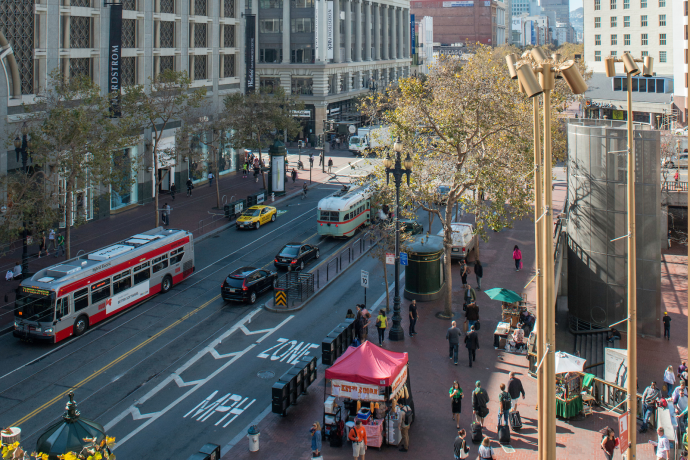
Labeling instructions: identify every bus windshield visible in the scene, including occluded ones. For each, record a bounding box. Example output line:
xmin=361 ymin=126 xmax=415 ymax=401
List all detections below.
xmin=15 ymin=289 xmax=54 ymax=323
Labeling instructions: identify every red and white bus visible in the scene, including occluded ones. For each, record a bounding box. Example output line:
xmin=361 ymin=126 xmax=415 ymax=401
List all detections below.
xmin=13 ymin=227 xmax=194 ymax=343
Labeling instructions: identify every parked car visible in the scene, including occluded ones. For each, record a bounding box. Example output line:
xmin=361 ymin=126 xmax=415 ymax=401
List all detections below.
xmin=435 ymin=185 xmax=451 ymax=205
xmin=274 ymin=243 xmax=320 ymax=270
xmin=400 ymin=219 xmax=423 ymax=235
xmin=675 ymin=126 xmax=688 ymax=136
xmin=236 ymin=205 xmax=277 ymax=230
xmin=680 ymin=152 xmax=688 ymax=169
xmin=221 ymin=266 xmax=277 ymax=304
xmin=437 ymin=222 xmax=478 ymax=260
xmin=662 ymin=155 xmax=677 ymax=169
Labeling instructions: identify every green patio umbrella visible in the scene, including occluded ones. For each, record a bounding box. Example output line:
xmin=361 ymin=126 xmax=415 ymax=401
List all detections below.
xmin=483 ymin=287 xmax=522 ymax=303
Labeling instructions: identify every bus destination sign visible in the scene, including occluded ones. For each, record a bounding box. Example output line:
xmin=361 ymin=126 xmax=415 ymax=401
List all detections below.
xmin=21 ymin=286 xmax=51 ymax=296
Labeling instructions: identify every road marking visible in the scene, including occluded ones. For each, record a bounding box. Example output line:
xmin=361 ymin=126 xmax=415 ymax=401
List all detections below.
xmin=106 ymin=311 xmax=294 ymax=449
xmin=257 ymin=338 xmax=319 ymax=364
xmin=10 ymin=294 xmax=222 ymax=428
xmin=184 ymin=391 xmax=256 ymax=428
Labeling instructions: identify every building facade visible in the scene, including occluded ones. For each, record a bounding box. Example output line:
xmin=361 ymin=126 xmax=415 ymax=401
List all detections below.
xmin=0 ymin=0 xmax=244 ymax=220
xmin=672 ymin=0 xmax=688 ymax=124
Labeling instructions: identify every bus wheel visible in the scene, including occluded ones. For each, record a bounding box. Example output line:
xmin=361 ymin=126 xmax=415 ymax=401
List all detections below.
xmin=161 ymin=275 xmax=173 ymax=293
xmin=73 ymin=315 xmax=89 ymax=337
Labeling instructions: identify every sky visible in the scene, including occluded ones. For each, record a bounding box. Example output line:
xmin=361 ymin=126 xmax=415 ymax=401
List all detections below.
xmin=570 ymin=0 xmax=582 ymax=11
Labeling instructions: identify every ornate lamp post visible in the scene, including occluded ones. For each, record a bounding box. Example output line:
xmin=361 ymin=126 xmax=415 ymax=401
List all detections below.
xmin=13 ymin=123 xmax=30 ymax=278
xmin=383 ymin=139 xmax=413 ymax=341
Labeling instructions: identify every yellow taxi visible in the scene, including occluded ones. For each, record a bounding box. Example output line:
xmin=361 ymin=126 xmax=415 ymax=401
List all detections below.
xmin=236 ymin=205 xmax=277 ymax=230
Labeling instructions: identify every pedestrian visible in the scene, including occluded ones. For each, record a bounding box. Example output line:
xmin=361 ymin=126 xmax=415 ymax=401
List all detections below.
xmin=12 ymin=261 xmax=22 ymax=280
xmin=474 ymin=260 xmax=483 ymax=290
xmin=465 ymin=325 xmax=479 ymax=368
xmin=465 ymin=302 xmax=479 ymax=331
xmin=449 ymin=381 xmax=463 ymax=429
xmin=680 ymin=362 xmax=688 ymax=377
xmin=376 ymin=309 xmax=387 ymax=346
xmin=663 ymin=312 xmax=671 ymax=340
xmin=477 ymin=437 xmax=495 ymax=460
xmin=649 ymin=427 xmax=671 ymax=459
xmin=36 ymin=231 xmax=46 ymax=258
xmin=348 ymin=419 xmax=367 ymax=459
xmin=606 ymin=327 xmax=622 ymax=344
xmin=310 ymin=421 xmax=322 ymax=457
xmin=447 ymin=321 xmax=462 ymax=365
xmin=354 ymin=310 xmax=363 ymax=345
xmin=309 ymin=154 xmax=314 ymax=168
xmin=243 ymin=162 xmax=248 ymax=178
xmin=463 ymin=284 xmax=476 ymax=307
xmin=507 ymin=372 xmax=526 ymax=412
xmin=291 ymin=168 xmax=297 ymax=183
xmin=170 ymin=182 xmax=176 ymax=200
xmin=472 ymin=380 xmax=489 ymax=426
xmin=361 ymin=306 xmax=371 ymax=342
xmin=346 ymin=309 xmax=355 ymax=319
xmin=460 ymin=260 xmax=469 ymax=286
xmin=55 ymin=232 xmax=65 ymax=258
xmin=165 ymin=203 xmax=171 ymax=225
xmin=319 ymin=152 xmax=324 ymax=166
xmin=513 ymin=245 xmax=522 ymax=271
xmin=47 ymin=228 xmax=56 ymax=254
xmin=453 ymin=429 xmax=469 ymax=459
xmin=399 ymin=403 xmax=411 ymax=453
xmin=409 ymin=300 xmax=418 ymax=337
xmin=497 ymin=383 xmax=512 ymax=427
xmin=208 ymin=171 xmax=214 ymax=187
xmin=328 ymin=158 xmax=333 ymax=173
xmin=673 ymin=381 xmax=688 ymax=435
xmin=665 ymin=365 xmax=676 ymax=397
xmin=675 ymin=169 xmax=680 ymax=184
xmin=186 ymin=178 xmax=193 ymax=196
xmin=668 ymin=229 xmax=672 ymax=248
xmin=600 ymin=427 xmax=618 ymax=460
xmin=640 ymin=381 xmax=661 ymax=433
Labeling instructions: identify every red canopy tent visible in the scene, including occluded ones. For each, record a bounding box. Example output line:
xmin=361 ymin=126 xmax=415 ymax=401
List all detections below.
xmin=325 ymin=341 xmax=408 ymax=386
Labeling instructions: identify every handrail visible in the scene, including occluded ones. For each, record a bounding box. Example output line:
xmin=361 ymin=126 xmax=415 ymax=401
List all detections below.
xmin=661 ymin=180 xmax=688 ymax=192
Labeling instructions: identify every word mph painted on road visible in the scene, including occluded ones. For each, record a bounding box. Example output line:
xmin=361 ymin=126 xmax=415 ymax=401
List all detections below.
xmin=258 ymin=338 xmax=319 ymax=364
xmin=184 ymin=390 xmax=255 ymax=428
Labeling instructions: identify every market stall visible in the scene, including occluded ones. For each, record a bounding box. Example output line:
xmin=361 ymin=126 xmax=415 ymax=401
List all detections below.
xmin=554 ymin=352 xmax=587 ymax=419
xmin=324 ymin=341 xmax=411 ymax=448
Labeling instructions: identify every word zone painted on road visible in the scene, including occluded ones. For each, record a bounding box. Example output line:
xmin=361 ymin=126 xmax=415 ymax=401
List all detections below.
xmin=184 ymin=390 xmax=255 ymax=428
xmin=257 ymin=338 xmax=319 ymax=364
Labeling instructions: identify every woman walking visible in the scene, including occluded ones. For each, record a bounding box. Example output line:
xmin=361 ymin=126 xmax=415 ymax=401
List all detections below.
xmin=453 ymin=429 xmax=469 ymax=459
xmin=474 ymin=260 xmax=483 ymax=290
xmin=460 ymin=261 xmax=469 ymax=286
xmin=600 ymin=427 xmax=618 ymax=460
xmin=665 ymin=365 xmax=676 ymax=397
xmin=310 ymin=421 xmax=322 ymax=457
xmin=513 ymin=245 xmax=522 ymax=271
xmin=477 ymin=437 xmax=496 ymax=460
xmin=38 ymin=231 xmax=47 ymax=258
xmin=449 ymin=380 xmax=464 ymax=429
xmin=376 ymin=309 xmax=387 ymax=346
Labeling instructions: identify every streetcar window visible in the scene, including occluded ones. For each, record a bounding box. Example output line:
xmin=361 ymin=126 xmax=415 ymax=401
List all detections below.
xmin=56 ymin=297 xmax=69 ymax=320
xmin=74 ymin=288 xmax=89 ymax=312
xmin=134 ymin=267 xmax=151 ymax=285
xmin=113 ymin=270 xmax=132 ymax=294
xmin=152 ymin=254 xmax=169 ymax=273
xmin=91 ymin=279 xmax=111 ymax=304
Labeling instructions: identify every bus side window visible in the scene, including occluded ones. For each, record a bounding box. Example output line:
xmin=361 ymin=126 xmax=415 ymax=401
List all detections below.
xmin=170 ymin=248 xmax=184 ymax=265
xmin=91 ymin=279 xmax=111 ymax=304
xmin=152 ymin=254 xmax=169 ymax=273
xmin=113 ymin=270 xmax=132 ymax=295
xmin=74 ymin=288 xmax=89 ymax=312
xmin=133 ymin=262 xmax=151 ymax=285
xmin=56 ymin=297 xmax=69 ymax=320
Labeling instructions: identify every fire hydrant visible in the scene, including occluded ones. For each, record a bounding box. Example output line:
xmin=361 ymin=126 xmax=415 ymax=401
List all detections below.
xmin=247 ymin=425 xmax=260 ymax=452
xmin=271 ymin=192 xmax=275 ymax=202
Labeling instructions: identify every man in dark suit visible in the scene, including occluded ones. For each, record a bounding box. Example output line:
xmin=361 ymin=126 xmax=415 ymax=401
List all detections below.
xmin=464 ymin=325 xmax=479 ymax=367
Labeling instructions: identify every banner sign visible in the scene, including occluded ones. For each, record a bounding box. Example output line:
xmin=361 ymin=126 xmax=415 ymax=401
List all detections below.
xmin=245 ymin=14 xmax=256 ymax=93
xmin=315 ymin=0 xmax=320 ymax=60
xmin=106 ymin=280 xmax=149 ymax=315
xmin=390 ymin=366 xmax=408 ymax=398
xmin=326 ymin=1 xmax=334 ymax=59
xmin=108 ymin=3 xmax=123 ymax=117
xmin=332 ymin=379 xmax=385 ymax=401
xmin=410 ymin=14 xmax=416 ymax=56
xmin=618 ymin=411 xmax=629 ymax=454
xmin=442 ymin=1 xmax=474 ymax=6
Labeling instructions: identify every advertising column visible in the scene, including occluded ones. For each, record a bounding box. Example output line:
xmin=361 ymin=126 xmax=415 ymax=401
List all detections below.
xmin=108 ymin=3 xmax=123 ymax=117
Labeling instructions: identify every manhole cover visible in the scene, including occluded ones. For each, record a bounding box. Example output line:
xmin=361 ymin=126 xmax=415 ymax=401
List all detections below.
xmin=257 ymin=370 xmax=275 ymax=379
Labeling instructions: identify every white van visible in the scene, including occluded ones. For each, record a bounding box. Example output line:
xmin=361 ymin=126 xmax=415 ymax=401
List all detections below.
xmin=437 ymin=222 xmax=477 ymax=260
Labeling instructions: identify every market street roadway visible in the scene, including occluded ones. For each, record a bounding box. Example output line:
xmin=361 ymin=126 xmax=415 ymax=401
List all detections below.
xmin=0 ymin=161 xmax=380 ymax=457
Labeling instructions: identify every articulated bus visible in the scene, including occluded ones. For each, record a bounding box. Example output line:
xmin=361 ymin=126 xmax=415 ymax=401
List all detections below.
xmin=317 ymin=186 xmax=372 ymax=238
xmin=13 ymin=227 xmax=194 ymax=343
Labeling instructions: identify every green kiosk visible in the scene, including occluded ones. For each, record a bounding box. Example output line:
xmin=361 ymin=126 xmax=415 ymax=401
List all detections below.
xmin=404 ymin=234 xmax=445 ymax=301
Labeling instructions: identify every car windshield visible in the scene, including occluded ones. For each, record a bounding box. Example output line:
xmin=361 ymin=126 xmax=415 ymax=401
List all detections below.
xmin=15 ymin=290 xmax=54 ymax=323
xmin=242 ymin=209 xmax=261 ymax=217
xmin=280 ymin=246 xmax=300 ymax=257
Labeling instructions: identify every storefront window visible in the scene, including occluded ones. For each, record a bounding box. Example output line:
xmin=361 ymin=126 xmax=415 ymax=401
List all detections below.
xmin=190 ymin=135 xmax=209 ymax=184
xmin=111 ymin=147 xmax=139 ymax=210
xmin=218 ymin=131 xmax=237 ymax=175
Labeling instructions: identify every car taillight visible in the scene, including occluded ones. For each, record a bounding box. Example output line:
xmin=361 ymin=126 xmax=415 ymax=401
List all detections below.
xmin=462 ymin=247 xmax=466 ymax=252
xmin=242 ymin=280 xmax=248 ymax=290
xmin=274 ymin=258 xmax=278 ymax=263
xmin=291 ymin=259 xmax=297 ymax=264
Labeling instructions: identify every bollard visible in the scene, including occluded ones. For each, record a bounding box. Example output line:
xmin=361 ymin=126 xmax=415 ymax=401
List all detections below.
xmin=271 ymin=192 xmax=275 ymax=202
xmin=247 ymin=425 xmax=260 ymax=452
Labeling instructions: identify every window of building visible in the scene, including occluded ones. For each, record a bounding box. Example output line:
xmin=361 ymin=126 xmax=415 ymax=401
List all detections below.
xmin=121 ymin=57 xmax=136 ymax=87
xmin=223 ymin=54 xmax=236 ymax=77
xmin=613 ymin=76 xmax=668 ymax=92
xmin=160 ymin=55 xmax=175 ymax=73
xmin=641 ymin=0 xmax=647 ymax=7
xmin=595 ymin=0 xmax=600 ymax=9
xmin=659 ymin=51 xmax=667 ymax=62
xmin=224 ymin=0 xmax=236 ymax=17
xmin=260 ymin=77 xmax=280 ymax=92
xmin=659 ymin=0 xmax=665 ymax=6
xmin=624 ymin=15 xmax=630 ymax=26
xmin=659 ymin=33 xmax=666 ymax=45
xmin=611 ymin=50 xmax=618 ymax=56
xmin=259 ymin=0 xmax=282 ymax=7
xmin=160 ymin=21 xmax=175 ymax=48
xmin=194 ymin=0 xmax=208 ymax=16
xmin=69 ymin=58 xmax=91 ymax=79
xmin=611 ymin=0 xmax=616 ymax=8
xmin=122 ymin=19 xmax=137 ymax=48
xmin=111 ymin=147 xmax=138 ymax=210
xmin=259 ymin=19 xmax=283 ymax=33
xmin=291 ymin=44 xmax=314 ymax=63
xmin=70 ymin=17 xmax=92 ymax=49
xmin=641 ymin=50 xmax=648 ymax=57
xmin=160 ymin=0 xmax=174 ymax=13
xmin=595 ymin=50 xmax=602 ymax=61
xmin=224 ymin=25 xmax=236 ymax=47
xmin=659 ymin=14 xmax=666 ymax=26
xmin=194 ymin=23 xmax=207 ymax=48
xmin=624 ymin=34 xmax=630 ymax=45
xmin=611 ymin=34 xmax=617 ymax=45
xmin=291 ymin=0 xmax=314 ymax=6
xmin=611 ymin=16 xmax=617 ymax=26
xmin=291 ymin=18 xmax=314 ymax=33
xmin=641 ymin=33 xmax=648 ymax=45
xmin=595 ymin=17 xmax=601 ymax=27
xmin=624 ymin=0 xmax=629 ymax=7
xmin=640 ymin=15 xmax=647 ymax=26
xmin=595 ymin=34 xmax=601 ymax=45
xmin=291 ymin=77 xmax=313 ymax=95
xmin=259 ymin=48 xmax=283 ymax=62
xmin=193 ymin=55 xmax=207 ymax=80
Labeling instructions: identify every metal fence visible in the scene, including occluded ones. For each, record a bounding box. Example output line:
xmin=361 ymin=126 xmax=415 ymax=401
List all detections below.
xmin=314 ymin=231 xmax=373 ymax=290
xmin=662 ymin=181 xmax=689 ymax=192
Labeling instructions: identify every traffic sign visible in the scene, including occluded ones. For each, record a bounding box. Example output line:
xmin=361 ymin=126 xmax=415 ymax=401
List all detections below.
xmin=386 ymin=253 xmax=394 ymax=265
xmin=361 ymin=270 xmax=369 ymax=288
xmin=400 ymin=252 xmax=408 ymax=266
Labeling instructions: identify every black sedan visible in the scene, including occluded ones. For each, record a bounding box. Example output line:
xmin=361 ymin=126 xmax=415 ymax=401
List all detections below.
xmin=274 ymin=243 xmax=320 ymax=271
xmin=221 ymin=266 xmax=277 ymax=304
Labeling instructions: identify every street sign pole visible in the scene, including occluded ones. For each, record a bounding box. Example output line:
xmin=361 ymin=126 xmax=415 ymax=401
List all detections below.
xmin=361 ymin=270 xmax=369 ymax=307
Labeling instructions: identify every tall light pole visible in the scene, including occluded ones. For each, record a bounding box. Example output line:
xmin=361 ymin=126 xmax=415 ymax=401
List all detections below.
xmin=384 ymin=139 xmax=413 ymax=341
xmin=605 ymin=52 xmax=654 ymax=460
xmin=13 ymin=123 xmax=31 ymax=279
xmin=506 ymin=47 xmax=588 ymax=460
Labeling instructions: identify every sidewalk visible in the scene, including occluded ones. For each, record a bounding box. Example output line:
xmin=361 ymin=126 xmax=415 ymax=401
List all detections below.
xmin=0 ymin=149 xmax=358 ymax=330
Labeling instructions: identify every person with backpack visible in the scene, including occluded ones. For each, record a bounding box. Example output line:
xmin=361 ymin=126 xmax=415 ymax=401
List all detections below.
xmin=348 ymin=419 xmax=367 ymax=459
xmin=453 ymin=429 xmax=470 ymax=459
xmin=399 ymin=403 xmax=411 ymax=452
xmin=498 ymin=383 xmax=512 ymax=427
xmin=472 ymin=380 xmax=490 ymax=427
xmin=376 ymin=310 xmax=387 ymax=346
xmin=513 ymin=245 xmax=522 ymax=271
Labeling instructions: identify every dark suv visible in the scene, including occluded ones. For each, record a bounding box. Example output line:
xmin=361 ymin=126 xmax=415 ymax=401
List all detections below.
xmin=274 ymin=243 xmax=320 ymax=271
xmin=221 ymin=267 xmax=277 ymax=304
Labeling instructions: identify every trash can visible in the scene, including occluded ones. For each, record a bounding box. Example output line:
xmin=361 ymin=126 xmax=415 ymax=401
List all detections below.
xmin=404 ymin=234 xmax=445 ymax=301
xmin=247 ymin=425 xmax=260 ymax=452
xmin=198 ymin=443 xmax=221 ymax=460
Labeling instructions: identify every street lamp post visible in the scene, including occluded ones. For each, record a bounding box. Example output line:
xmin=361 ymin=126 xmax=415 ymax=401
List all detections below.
xmin=13 ymin=124 xmax=30 ymax=279
xmin=384 ymin=139 xmax=413 ymax=341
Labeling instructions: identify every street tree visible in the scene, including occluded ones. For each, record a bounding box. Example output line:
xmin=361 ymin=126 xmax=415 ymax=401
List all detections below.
xmin=362 ymin=46 xmax=535 ymax=317
xmin=123 ymin=70 xmax=206 ymax=227
xmin=21 ymin=70 xmax=139 ymax=259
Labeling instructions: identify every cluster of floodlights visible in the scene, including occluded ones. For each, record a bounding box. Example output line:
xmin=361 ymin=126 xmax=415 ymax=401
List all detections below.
xmin=505 ymin=47 xmax=588 ymax=97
